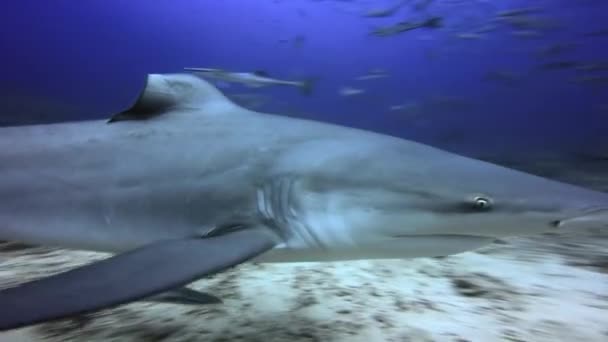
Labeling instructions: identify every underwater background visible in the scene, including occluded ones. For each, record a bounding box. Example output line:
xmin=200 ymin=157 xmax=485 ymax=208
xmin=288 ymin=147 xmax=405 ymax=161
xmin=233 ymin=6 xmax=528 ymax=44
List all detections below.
xmin=1 ymin=0 xmax=608 ymax=341
xmin=2 ymin=0 xmax=607 ymax=158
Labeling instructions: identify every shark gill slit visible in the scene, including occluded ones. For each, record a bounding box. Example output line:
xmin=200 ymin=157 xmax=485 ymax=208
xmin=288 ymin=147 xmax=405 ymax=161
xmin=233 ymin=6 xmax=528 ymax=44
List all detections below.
xmin=257 ymin=177 xmax=325 ymax=249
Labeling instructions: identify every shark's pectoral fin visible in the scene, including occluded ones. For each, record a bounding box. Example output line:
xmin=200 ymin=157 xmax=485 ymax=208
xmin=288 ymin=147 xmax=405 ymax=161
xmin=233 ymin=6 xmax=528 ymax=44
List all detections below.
xmin=146 ymin=287 xmax=222 ymax=305
xmin=0 ymin=229 xmax=275 ymax=331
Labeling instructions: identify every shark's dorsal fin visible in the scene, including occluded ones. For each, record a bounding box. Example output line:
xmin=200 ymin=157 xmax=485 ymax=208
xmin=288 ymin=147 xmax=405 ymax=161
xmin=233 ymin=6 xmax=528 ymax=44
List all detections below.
xmin=108 ymin=73 xmax=240 ymax=123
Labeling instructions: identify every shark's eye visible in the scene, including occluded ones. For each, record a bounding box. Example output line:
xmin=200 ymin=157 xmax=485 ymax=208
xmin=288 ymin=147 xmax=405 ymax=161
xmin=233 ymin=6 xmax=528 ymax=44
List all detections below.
xmin=472 ymin=196 xmax=492 ymax=210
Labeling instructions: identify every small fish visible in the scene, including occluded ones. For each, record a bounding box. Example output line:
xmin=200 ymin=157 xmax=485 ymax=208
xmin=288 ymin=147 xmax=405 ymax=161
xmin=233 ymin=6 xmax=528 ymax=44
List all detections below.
xmin=184 ymin=67 xmax=317 ymax=95
xmin=339 ymin=86 xmax=365 ymax=96
xmin=570 ymin=152 xmax=608 ymax=162
xmin=455 ymin=32 xmax=485 ymax=40
xmin=573 ymin=76 xmax=608 ymax=86
xmin=536 ymin=42 xmax=577 ymax=57
xmin=413 ymin=0 xmax=434 ymax=12
xmin=474 ymin=24 xmax=499 ymax=34
xmin=355 ymin=68 xmax=389 ymax=81
xmin=293 ymin=34 xmax=306 ymax=48
xmin=483 ymin=70 xmax=522 ymax=85
xmin=495 ymin=12 xmax=560 ymax=31
xmin=511 ymin=30 xmax=543 ymax=39
xmin=416 ymin=34 xmax=436 ymax=41
xmin=389 ymin=102 xmax=420 ymax=115
xmin=371 ymin=17 xmax=442 ymax=37
xmin=582 ymin=28 xmax=608 ymax=37
xmin=575 ymin=62 xmax=608 ymax=72
xmin=496 ymin=7 xmax=542 ymax=18
xmin=538 ymin=61 xmax=580 ymax=70
xmin=429 ymin=95 xmax=473 ymax=110
xmin=363 ymin=0 xmax=407 ymax=18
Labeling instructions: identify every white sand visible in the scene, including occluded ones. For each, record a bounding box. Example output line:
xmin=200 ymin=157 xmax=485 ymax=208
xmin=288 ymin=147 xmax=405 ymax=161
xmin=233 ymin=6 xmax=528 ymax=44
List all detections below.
xmin=1 ymin=232 xmax=607 ymax=342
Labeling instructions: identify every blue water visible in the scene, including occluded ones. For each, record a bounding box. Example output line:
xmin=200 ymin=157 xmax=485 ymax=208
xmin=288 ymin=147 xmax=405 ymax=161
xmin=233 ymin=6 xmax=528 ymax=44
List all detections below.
xmin=1 ymin=0 xmax=607 ymax=157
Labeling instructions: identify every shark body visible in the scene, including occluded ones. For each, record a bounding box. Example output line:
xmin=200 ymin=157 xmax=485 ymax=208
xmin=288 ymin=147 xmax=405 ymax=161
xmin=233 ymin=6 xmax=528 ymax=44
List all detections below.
xmin=1 ymin=73 xmax=607 ymax=330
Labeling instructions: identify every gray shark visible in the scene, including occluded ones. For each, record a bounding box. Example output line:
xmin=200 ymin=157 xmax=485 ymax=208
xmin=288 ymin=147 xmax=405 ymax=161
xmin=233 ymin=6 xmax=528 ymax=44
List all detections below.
xmin=183 ymin=67 xmax=316 ymax=95
xmin=1 ymin=73 xmax=608 ymax=331
xmin=363 ymin=0 xmax=407 ymax=18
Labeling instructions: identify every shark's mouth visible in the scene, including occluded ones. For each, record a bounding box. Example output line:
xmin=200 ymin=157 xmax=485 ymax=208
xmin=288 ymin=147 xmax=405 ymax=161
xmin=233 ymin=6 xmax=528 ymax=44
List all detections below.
xmin=556 ymin=208 xmax=608 ymax=229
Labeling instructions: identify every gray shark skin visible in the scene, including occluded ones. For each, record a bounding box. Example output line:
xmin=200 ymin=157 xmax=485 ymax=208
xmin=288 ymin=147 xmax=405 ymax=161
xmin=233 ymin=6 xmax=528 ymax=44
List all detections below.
xmin=1 ymin=73 xmax=608 ymax=330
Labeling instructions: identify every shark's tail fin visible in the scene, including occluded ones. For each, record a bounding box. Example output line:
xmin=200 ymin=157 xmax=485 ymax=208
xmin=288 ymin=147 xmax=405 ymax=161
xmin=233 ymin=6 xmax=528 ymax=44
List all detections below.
xmin=299 ymin=77 xmax=318 ymax=96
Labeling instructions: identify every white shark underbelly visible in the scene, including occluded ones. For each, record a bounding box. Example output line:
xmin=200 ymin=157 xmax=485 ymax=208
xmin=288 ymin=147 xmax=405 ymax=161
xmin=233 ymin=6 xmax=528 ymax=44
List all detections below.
xmin=255 ymin=235 xmax=494 ymax=263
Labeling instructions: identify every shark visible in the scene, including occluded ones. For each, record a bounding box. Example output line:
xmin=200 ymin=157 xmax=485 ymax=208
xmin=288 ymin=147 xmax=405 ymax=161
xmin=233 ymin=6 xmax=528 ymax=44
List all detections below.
xmin=363 ymin=0 xmax=408 ymax=18
xmin=371 ymin=16 xmax=442 ymax=37
xmin=183 ymin=67 xmax=316 ymax=95
xmin=1 ymin=73 xmax=607 ymax=331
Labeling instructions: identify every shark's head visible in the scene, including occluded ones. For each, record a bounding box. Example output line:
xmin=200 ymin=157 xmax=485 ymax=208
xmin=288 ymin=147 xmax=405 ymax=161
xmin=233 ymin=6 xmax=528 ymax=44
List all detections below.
xmin=278 ymin=138 xmax=608 ymax=258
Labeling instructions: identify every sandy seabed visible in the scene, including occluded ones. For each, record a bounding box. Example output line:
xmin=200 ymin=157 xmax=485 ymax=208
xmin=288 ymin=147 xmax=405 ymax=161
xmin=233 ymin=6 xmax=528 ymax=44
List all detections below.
xmin=0 ymin=229 xmax=607 ymax=342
